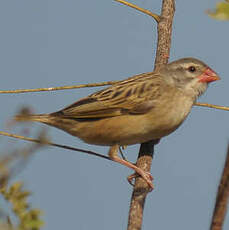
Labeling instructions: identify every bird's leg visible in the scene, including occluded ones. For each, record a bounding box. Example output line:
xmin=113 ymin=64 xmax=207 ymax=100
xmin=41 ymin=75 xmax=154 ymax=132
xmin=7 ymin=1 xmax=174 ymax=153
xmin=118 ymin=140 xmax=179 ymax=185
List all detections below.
xmin=121 ymin=145 xmax=127 ymax=150
xmin=126 ymin=139 xmax=160 ymax=185
xmin=119 ymin=146 xmax=127 ymax=160
xmin=108 ymin=145 xmax=154 ymax=190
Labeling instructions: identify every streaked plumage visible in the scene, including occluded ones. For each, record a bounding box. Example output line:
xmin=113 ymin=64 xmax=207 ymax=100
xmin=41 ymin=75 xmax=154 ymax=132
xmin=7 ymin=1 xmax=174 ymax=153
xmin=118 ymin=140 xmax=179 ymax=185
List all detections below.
xmin=15 ymin=58 xmax=220 ymax=190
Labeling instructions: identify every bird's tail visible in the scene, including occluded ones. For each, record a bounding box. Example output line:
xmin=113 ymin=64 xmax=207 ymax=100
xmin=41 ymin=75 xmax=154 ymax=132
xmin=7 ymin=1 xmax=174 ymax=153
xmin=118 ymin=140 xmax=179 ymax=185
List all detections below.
xmin=14 ymin=114 xmax=51 ymax=124
xmin=14 ymin=112 xmax=79 ymax=137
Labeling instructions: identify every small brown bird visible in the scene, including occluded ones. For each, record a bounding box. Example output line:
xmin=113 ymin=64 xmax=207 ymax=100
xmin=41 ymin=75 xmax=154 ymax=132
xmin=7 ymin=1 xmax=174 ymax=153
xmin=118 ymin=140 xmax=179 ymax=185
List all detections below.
xmin=15 ymin=58 xmax=220 ymax=190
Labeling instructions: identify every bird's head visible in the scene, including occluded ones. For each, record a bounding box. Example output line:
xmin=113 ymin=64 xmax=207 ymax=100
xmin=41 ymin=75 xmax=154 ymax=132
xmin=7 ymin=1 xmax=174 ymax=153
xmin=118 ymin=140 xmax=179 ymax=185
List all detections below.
xmin=160 ymin=57 xmax=220 ymax=99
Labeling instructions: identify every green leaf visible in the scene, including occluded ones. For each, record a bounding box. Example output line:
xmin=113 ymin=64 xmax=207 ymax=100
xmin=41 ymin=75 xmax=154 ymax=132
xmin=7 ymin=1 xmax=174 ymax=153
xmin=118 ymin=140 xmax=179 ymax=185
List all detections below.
xmin=207 ymin=1 xmax=229 ymax=20
xmin=1 ymin=181 xmax=44 ymax=230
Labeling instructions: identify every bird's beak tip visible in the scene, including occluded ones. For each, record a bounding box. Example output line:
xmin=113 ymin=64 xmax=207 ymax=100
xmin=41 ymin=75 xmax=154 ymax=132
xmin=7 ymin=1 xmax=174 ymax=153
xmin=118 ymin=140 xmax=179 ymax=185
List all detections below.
xmin=198 ymin=67 xmax=220 ymax=83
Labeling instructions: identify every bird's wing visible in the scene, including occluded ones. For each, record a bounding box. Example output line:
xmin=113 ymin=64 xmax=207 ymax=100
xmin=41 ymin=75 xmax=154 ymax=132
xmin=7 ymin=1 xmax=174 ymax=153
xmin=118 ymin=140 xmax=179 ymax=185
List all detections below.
xmin=54 ymin=72 xmax=165 ymax=119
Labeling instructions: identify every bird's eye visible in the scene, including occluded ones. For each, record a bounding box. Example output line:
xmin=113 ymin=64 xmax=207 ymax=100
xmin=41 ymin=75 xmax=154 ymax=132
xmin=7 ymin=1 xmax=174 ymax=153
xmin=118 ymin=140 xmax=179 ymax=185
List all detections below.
xmin=188 ymin=66 xmax=196 ymax=73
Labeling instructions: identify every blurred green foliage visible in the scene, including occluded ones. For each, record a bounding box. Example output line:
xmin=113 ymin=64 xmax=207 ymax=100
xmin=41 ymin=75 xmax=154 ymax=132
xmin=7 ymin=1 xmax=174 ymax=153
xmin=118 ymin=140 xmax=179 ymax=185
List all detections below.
xmin=0 ymin=129 xmax=46 ymax=230
xmin=0 ymin=181 xmax=44 ymax=230
xmin=207 ymin=0 xmax=229 ymax=20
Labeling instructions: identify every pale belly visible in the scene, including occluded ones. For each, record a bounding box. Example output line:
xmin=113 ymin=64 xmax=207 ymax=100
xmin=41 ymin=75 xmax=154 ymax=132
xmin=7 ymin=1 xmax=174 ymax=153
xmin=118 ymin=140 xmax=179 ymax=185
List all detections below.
xmin=73 ymin=96 xmax=194 ymax=146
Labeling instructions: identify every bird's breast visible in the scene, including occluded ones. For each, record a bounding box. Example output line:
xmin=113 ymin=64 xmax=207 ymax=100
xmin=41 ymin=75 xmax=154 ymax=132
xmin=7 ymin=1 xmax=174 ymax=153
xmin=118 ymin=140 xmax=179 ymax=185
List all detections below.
xmin=146 ymin=93 xmax=194 ymax=138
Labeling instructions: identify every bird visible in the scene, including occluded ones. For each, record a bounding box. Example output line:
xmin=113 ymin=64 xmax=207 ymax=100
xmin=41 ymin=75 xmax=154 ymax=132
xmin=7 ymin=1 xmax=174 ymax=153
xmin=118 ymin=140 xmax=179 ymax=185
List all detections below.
xmin=15 ymin=57 xmax=220 ymax=190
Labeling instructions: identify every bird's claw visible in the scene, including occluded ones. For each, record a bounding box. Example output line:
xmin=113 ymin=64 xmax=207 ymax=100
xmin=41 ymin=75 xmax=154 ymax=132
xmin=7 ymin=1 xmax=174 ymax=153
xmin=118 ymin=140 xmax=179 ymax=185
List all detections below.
xmin=127 ymin=171 xmax=154 ymax=191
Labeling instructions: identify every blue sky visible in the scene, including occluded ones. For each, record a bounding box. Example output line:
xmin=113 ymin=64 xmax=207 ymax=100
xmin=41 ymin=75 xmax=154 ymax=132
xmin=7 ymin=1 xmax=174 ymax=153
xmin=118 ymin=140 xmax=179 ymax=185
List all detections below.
xmin=0 ymin=0 xmax=229 ymax=229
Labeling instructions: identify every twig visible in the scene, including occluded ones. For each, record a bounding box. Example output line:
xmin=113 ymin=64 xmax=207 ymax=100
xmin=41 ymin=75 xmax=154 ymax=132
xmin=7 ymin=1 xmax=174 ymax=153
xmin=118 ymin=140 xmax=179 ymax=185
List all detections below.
xmin=195 ymin=102 xmax=229 ymax=112
xmin=1 ymin=81 xmax=229 ymax=112
xmin=210 ymin=143 xmax=229 ymax=230
xmin=0 ymin=81 xmax=119 ymax=94
xmin=0 ymin=131 xmax=110 ymax=161
xmin=115 ymin=0 xmax=160 ymax=22
xmin=154 ymin=0 xmax=175 ymax=70
xmin=1 ymin=82 xmax=229 ymax=113
xmin=127 ymin=1 xmax=175 ymax=230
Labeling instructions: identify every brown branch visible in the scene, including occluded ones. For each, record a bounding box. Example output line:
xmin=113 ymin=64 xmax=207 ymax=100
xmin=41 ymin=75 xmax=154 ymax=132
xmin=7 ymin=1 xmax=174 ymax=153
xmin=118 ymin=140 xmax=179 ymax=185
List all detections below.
xmin=195 ymin=102 xmax=229 ymax=112
xmin=1 ymin=83 xmax=229 ymax=113
xmin=115 ymin=0 xmax=160 ymax=22
xmin=1 ymin=81 xmax=229 ymax=113
xmin=127 ymin=1 xmax=175 ymax=230
xmin=154 ymin=0 xmax=175 ymax=70
xmin=0 ymin=131 xmax=110 ymax=161
xmin=0 ymin=81 xmax=119 ymax=94
xmin=210 ymin=143 xmax=229 ymax=230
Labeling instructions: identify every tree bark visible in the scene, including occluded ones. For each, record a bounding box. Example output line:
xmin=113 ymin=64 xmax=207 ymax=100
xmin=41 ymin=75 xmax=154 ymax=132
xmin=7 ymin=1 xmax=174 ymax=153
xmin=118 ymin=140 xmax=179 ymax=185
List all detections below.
xmin=210 ymin=144 xmax=229 ymax=230
xmin=127 ymin=1 xmax=175 ymax=230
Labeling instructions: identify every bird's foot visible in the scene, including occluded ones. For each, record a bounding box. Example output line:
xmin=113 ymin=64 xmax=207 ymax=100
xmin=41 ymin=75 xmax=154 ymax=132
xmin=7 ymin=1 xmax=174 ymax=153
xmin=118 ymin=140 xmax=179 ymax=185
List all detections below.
xmin=127 ymin=170 xmax=154 ymax=191
xmin=109 ymin=145 xmax=154 ymax=191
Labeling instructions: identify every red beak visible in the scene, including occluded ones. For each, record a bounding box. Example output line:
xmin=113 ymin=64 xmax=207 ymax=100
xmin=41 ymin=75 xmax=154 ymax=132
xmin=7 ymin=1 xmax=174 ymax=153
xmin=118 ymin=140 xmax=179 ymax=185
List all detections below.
xmin=198 ymin=67 xmax=220 ymax=83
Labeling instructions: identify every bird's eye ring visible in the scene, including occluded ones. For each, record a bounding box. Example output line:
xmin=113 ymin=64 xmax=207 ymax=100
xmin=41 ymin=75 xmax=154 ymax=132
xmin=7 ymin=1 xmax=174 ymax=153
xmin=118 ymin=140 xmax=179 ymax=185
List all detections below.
xmin=188 ymin=66 xmax=196 ymax=73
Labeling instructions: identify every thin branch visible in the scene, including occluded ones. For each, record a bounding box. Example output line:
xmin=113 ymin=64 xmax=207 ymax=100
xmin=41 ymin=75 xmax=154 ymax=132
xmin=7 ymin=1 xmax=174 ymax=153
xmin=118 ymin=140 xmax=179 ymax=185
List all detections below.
xmin=1 ymin=82 xmax=229 ymax=113
xmin=0 ymin=131 xmax=110 ymax=161
xmin=127 ymin=1 xmax=175 ymax=230
xmin=195 ymin=102 xmax=229 ymax=112
xmin=115 ymin=0 xmax=160 ymax=23
xmin=210 ymin=143 xmax=229 ymax=230
xmin=0 ymin=81 xmax=119 ymax=94
xmin=154 ymin=0 xmax=175 ymax=70
xmin=1 ymin=80 xmax=229 ymax=112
